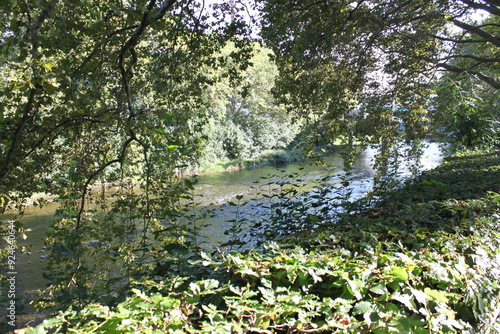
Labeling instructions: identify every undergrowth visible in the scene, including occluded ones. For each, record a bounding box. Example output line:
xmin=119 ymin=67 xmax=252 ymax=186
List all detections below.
xmin=27 ymin=150 xmax=500 ymax=333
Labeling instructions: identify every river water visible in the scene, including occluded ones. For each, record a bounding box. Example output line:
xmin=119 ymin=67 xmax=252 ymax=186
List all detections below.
xmin=1 ymin=140 xmax=447 ymax=322
xmin=189 ymin=141 xmax=447 ymax=248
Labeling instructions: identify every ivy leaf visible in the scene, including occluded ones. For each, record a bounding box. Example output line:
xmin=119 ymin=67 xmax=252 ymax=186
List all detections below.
xmin=353 ymin=301 xmax=373 ymax=315
xmin=258 ymin=286 xmax=275 ymax=303
xmin=391 ymin=266 xmax=409 ymax=281
xmin=200 ymin=251 xmax=211 ymax=261
xmin=201 ymin=279 xmax=219 ymax=291
xmin=424 ymin=288 xmax=449 ymax=303
xmin=369 ymin=284 xmax=388 ymax=295
xmin=346 ymin=279 xmax=365 ymax=300
xmin=239 ymin=267 xmax=259 ymax=277
xmin=411 ymin=288 xmax=429 ymax=304
xmin=393 ymin=293 xmax=417 ymax=311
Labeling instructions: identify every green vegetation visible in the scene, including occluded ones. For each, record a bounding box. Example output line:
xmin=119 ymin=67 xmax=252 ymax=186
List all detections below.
xmin=195 ymin=43 xmax=304 ymax=171
xmin=1 ymin=0 xmax=500 ymax=333
xmin=28 ymin=150 xmax=500 ymax=333
xmin=199 ymin=148 xmax=304 ymax=173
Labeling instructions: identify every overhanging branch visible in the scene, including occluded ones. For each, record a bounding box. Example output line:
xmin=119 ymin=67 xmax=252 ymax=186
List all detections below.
xmin=437 ymin=62 xmax=500 ymax=89
xmin=459 ymin=0 xmax=500 ymax=16
xmin=451 ymin=18 xmax=500 ymax=48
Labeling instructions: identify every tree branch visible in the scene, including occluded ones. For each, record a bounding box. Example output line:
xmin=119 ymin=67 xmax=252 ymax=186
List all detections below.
xmin=442 ymin=54 xmax=500 ymax=63
xmin=430 ymin=34 xmax=497 ymax=44
xmin=451 ymin=18 xmax=500 ymax=48
xmin=437 ymin=62 xmax=500 ymax=89
xmin=118 ymin=0 xmax=178 ymax=115
xmin=0 ymin=88 xmax=38 ymax=181
xmin=459 ymin=0 xmax=500 ymax=16
xmin=75 ymin=136 xmax=135 ymax=230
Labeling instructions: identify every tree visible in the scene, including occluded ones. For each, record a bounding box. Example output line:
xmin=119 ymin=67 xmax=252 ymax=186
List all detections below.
xmin=199 ymin=42 xmax=302 ymax=165
xmin=0 ymin=0 xmax=252 ymax=308
xmin=432 ymin=1 xmax=500 ymax=89
xmin=431 ymin=13 xmax=500 ymax=147
xmin=0 ymin=0 xmax=245 ymax=199
xmin=257 ymin=0 xmax=499 ymax=181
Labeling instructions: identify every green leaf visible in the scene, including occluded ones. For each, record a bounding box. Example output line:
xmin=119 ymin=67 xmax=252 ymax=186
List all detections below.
xmin=42 ymin=61 xmax=56 ymax=71
xmin=239 ymin=267 xmax=259 ymax=277
xmin=201 ymin=279 xmax=220 ymax=291
xmin=353 ymin=301 xmax=373 ymax=315
xmin=393 ymin=293 xmax=416 ymax=311
xmin=370 ymin=284 xmax=388 ymax=295
xmin=346 ymin=279 xmax=365 ymax=300
xmin=424 ymin=288 xmax=449 ymax=303
xmin=411 ymin=288 xmax=429 ymax=304
xmin=308 ymin=215 xmax=321 ymax=222
xmin=391 ymin=266 xmax=409 ymax=281
xmin=131 ymin=288 xmax=149 ymax=301
xmin=152 ymin=128 xmax=166 ymax=135
xmin=200 ymin=251 xmax=211 ymax=261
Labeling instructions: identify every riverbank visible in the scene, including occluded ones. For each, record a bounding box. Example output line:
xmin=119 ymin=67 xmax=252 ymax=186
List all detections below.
xmin=197 ymin=148 xmax=306 ymax=173
xmin=191 ymin=142 xmax=346 ymax=174
xmin=26 ymin=148 xmax=500 ymax=333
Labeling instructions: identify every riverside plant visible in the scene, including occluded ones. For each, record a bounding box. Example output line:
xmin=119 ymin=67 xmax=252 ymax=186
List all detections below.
xmin=28 ymin=207 xmax=500 ymax=333
xmin=27 ymin=150 xmax=500 ymax=333
xmin=28 ymin=214 xmax=500 ymax=333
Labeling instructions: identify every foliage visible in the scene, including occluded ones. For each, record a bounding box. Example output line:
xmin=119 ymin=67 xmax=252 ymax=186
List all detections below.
xmin=28 ymin=149 xmax=500 ymax=333
xmin=257 ymin=0 xmax=500 ymax=167
xmin=2 ymin=0 xmax=500 ymax=331
xmin=198 ymin=43 xmax=302 ymax=168
xmin=433 ymin=76 xmax=500 ymax=148
xmin=0 ymin=0 xmax=255 ymax=314
xmin=431 ymin=15 xmax=500 ymax=148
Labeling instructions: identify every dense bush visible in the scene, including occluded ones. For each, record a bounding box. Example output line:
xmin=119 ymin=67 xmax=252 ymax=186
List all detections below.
xmin=197 ymin=116 xmax=302 ymax=170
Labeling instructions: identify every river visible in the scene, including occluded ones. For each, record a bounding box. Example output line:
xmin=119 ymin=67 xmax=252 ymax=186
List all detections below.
xmin=1 ymin=140 xmax=447 ymax=325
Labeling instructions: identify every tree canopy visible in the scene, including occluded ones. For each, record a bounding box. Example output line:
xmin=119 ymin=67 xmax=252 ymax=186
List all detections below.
xmin=256 ymin=0 xmax=500 ymax=185
xmin=258 ymin=0 xmax=499 ymax=144
xmin=2 ymin=0 xmax=499 ymax=202
xmin=0 ymin=0 xmax=254 ymax=307
xmin=0 ymin=0 xmax=252 ymax=200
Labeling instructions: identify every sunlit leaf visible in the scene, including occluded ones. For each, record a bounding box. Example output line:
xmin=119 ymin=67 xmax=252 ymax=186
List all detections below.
xmin=424 ymin=288 xmax=449 ymax=303
xmin=391 ymin=266 xmax=409 ymax=281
